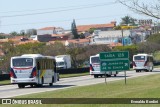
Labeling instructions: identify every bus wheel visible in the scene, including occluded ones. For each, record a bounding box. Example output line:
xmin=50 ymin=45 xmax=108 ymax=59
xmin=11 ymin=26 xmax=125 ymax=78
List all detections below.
xmin=36 ymin=77 xmax=44 ymax=87
xmin=145 ymin=70 xmax=149 ymax=72
xmin=49 ymin=77 xmax=54 ymax=86
xmin=136 ymin=70 xmax=139 ymax=72
xmin=49 ymin=83 xmax=53 ymax=86
xmin=57 ymin=74 xmax=60 ymax=81
xmin=18 ymin=84 xmax=25 ymax=88
xmin=41 ymin=77 xmax=44 ymax=86
xmin=114 ymin=74 xmax=117 ymax=77
xmin=30 ymin=85 xmax=34 ymax=88
xmin=94 ymin=75 xmax=98 ymax=78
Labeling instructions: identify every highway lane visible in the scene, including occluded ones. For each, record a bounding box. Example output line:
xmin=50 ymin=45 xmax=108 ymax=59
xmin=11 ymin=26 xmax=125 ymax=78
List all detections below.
xmin=0 ymin=68 xmax=160 ymax=98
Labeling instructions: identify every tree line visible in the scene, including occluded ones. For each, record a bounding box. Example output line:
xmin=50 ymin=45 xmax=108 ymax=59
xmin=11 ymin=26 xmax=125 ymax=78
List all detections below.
xmin=1 ymin=33 xmax=160 ymax=73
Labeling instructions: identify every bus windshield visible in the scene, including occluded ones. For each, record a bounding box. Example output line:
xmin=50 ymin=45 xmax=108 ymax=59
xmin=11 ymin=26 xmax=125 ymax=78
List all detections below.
xmin=13 ymin=58 xmax=33 ymax=67
xmin=91 ymin=57 xmax=100 ymax=63
xmin=56 ymin=62 xmax=65 ymax=66
xmin=134 ymin=56 xmax=145 ymax=60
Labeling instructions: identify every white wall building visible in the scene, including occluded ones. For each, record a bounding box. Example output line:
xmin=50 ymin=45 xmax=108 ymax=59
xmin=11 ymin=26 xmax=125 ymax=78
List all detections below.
xmin=37 ymin=27 xmax=64 ymax=35
xmin=91 ymin=30 xmax=131 ymax=45
xmin=30 ymin=35 xmax=38 ymax=40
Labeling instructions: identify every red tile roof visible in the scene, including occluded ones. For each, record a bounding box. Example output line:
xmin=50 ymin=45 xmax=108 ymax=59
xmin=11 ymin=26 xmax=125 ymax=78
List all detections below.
xmin=66 ymin=39 xmax=90 ymax=44
xmin=109 ymin=42 xmax=122 ymax=47
xmin=38 ymin=27 xmax=63 ymax=30
xmin=77 ymin=21 xmax=116 ymax=32
xmin=51 ymin=33 xmax=71 ymax=37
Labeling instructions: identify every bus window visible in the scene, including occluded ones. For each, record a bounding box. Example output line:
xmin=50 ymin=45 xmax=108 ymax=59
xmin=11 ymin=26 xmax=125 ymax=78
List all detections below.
xmin=13 ymin=58 xmax=33 ymax=67
xmin=134 ymin=56 xmax=145 ymax=60
xmin=91 ymin=57 xmax=100 ymax=63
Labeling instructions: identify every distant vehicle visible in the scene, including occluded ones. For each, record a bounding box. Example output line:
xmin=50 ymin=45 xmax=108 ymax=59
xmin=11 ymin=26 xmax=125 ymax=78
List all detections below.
xmin=10 ymin=54 xmax=59 ymax=88
xmin=55 ymin=55 xmax=71 ymax=69
xmin=133 ymin=53 xmax=154 ymax=72
xmin=90 ymin=54 xmax=118 ymax=78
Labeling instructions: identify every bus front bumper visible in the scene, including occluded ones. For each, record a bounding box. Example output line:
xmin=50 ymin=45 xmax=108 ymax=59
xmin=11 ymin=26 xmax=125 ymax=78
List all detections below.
xmin=11 ymin=78 xmax=36 ymax=84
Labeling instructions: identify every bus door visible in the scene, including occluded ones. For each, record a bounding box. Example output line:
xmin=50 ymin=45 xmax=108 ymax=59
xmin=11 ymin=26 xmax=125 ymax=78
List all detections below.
xmin=36 ymin=61 xmax=41 ymax=84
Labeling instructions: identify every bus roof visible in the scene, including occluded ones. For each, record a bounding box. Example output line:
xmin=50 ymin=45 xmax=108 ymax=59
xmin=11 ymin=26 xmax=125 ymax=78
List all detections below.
xmin=21 ymin=54 xmax=44 ymax=57
xmin=90 ymin=54 xmax=99 ymax=57
xmin=133 ymin=54 xmax=153 ymax=56
xmin=11 ymin=54 xmax=44 ymax=59
xmin=11 ymin=54 xmax=56 ymax=60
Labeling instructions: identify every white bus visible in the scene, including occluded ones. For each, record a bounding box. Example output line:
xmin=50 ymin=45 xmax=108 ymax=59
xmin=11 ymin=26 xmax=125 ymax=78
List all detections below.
xmin=133 ymin=54 xmax=154 ymax=72
xmin=10 ymin=54 xmax=59 ymax=88
xmin=90 ymin=54 xmax=118 ymax=78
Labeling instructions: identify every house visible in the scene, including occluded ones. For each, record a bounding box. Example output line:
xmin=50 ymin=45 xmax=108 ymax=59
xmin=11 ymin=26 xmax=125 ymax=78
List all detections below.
xmin=51 ymin=33 xmax=72 ymax=40
xmin=36 ymin=27 xmax=72 ymax=42
xmin=30 ymin=35 xmax=38 ymax=40
xmin=65 ymin=39 xmax=90 ymax=47
xmin=37 ymin=27 xmax=64 ymax=35
xmin=47 ymin=38 xmax=90 ymax=47
xmin=90 ymin=30 xmax=132 ymax=46
xmin=0 ymin=33 xmax=12 ymax=38
xmin=77 ymin=21 xmax=116 ymax=33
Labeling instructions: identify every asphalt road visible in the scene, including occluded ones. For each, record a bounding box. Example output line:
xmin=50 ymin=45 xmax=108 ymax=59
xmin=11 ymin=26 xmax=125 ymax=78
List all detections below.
xmin=1 ymin=68 xmax=160 ymax=98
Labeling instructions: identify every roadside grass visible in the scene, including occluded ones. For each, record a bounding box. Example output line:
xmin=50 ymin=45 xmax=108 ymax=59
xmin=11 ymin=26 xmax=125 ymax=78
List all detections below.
xmin=0 ymin=80 xmax=10 ymax=85
xmin=16 ymin=74 xmax=160 ymax=98
xmin=2 ymin=73 xmax=160 ymax=107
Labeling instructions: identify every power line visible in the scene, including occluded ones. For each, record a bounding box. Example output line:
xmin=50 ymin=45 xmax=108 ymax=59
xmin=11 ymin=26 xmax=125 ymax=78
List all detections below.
xmin=0 ymin=2 xmax=116 ymax=14
xmin=0 ymin=1 xmax=126 ymax=18
xmin=0 ymin=14 xmax=126 ymax=27
xmin=0 ymin=0 xmax=132 ymax=14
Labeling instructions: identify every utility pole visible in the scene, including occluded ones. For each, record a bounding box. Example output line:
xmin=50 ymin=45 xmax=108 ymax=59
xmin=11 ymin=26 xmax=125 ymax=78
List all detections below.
xmin=121 ymin=29 xmax=124 ymax=46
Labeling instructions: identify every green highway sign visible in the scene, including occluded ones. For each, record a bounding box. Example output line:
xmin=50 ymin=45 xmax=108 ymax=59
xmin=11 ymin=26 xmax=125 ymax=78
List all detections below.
xmin=100 ymin=51 xmax=129 ymax=60
xmin=100 ymin=51 xmax=129 ymax=72
xmin=100 ymin=60 xmax=130 ymax=71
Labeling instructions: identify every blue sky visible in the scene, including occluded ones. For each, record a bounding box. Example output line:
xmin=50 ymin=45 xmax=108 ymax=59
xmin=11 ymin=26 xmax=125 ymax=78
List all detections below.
xmin=0 ymin=0 xmax=154 ymax=33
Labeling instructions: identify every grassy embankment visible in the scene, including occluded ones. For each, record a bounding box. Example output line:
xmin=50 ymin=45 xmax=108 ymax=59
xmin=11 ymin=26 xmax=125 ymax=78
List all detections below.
xmin=2 ymin=73 xmax=160 ymax=107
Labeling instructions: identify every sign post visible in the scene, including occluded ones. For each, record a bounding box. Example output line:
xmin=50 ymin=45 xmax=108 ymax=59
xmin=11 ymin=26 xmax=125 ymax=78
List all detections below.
xmin=105 ymin=72 xmax=107 ymax=84
xmin=100 ymin=51 xmax=130 ymax=84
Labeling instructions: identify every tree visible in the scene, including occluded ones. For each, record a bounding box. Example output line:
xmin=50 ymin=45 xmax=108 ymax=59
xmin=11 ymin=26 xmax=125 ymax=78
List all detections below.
xmin=71 ymin=19 xmax=80 ymax=39
xmin=113 ymin=45 xmax=138 ymax=61
xmin=120 ymin=16 xmax=135 ymax=26
xmin=10 ymin=31 xmax=19 ymax=36
xmin=113 ymin=25 xmax=122 ymax=30
xmin=26 ymin=29 xmax=37 ymax=36
xmin=89 ymin=28 xmax=96 ymax=34
xmin=137 ymin=42 xmax=160 ymax=54
xmin=20 ymin=30 xmax=25 ymax=36
xmin=79 ymin=33 xmax=85 ymax=39
xmin=1 ymin=40 xmax=14 ymax=54
xmin=147 ymin=33 xmax=160 ymax=44
xmin=0 ymin=35 xmax=5 ymax=39
xmin=118 ymin=0 xmax=160 ymax=19
xmin=66 ymin=47 xmax=85 ymax=68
